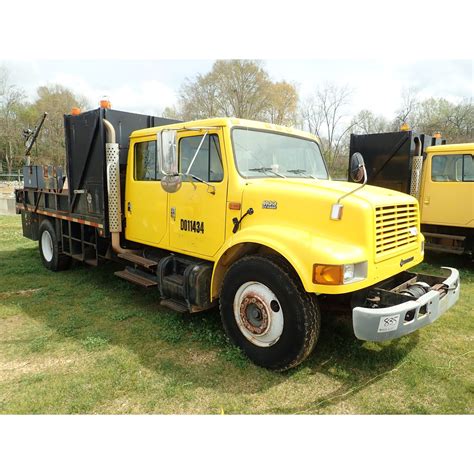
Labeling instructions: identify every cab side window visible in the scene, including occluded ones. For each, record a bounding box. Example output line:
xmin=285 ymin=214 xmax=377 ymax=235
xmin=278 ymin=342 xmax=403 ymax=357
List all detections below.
xmin=179 ymin=134 xmax=224 ymax=182
xmin=463 ymin=154 xmax=474 ymax=181
xmin=135 ymin=140 xmax=160 ymax=181
xmin=432 ymin=154 xmax=473 ymax=182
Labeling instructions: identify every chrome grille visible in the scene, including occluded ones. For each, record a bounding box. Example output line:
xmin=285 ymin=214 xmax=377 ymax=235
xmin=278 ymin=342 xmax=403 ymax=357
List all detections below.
xmin=375 ymin=204 xmax=418 ymax=259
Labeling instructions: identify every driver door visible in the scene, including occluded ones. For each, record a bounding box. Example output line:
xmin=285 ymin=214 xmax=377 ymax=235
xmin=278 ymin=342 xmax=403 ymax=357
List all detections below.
xmin=168 ymin=129 xmax=228 ymax=257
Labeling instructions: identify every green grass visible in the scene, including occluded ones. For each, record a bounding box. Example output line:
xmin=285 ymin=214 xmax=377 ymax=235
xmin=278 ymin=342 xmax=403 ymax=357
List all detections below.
xmin=0 ymin=215 xmax=472 ymax=414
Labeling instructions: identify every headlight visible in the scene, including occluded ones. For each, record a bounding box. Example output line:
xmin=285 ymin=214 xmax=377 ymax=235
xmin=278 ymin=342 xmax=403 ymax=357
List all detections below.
xmin=313 ymin=262 xmax=368 ymax=285
xmin=343 ymin=264 xmax=355 ymax=282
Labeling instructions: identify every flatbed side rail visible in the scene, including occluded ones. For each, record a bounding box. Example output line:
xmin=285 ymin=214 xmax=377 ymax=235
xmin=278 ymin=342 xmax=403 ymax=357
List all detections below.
xmin=15 ymin=188 xmax=104 ymax=229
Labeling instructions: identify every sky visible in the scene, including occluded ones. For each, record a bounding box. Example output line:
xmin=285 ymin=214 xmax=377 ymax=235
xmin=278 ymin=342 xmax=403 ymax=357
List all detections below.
xmin=3 ymin=59 xmax=473 ymax=121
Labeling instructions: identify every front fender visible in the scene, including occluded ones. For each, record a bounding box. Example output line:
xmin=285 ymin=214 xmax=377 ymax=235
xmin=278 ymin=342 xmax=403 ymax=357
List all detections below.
xmin=211 ymin=224 xmax=368 ymax=297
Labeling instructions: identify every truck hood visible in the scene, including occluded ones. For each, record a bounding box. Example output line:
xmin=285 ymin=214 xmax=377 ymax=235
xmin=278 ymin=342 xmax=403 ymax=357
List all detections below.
xmin=244 ymin=177 xmax=413 ymax=207
xmin=239 ymin=177 xmax=419 ymax=257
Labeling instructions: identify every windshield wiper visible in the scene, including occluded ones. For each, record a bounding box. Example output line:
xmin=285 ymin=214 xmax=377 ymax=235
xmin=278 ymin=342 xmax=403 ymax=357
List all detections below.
xmin=286 ymin=169 xmax=317 ymax=179
xmin=236 ymin=142 xmax=286 ymax=178
xmin=249 ymin=167 xmax=286 ymax=178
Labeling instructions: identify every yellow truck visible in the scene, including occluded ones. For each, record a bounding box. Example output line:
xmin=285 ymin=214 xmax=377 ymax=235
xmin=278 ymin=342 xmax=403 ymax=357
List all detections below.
xmin=15 ymin=106 xmax=460 ymax=370
xmin=350 ymin=131 xmax=474 ymax=256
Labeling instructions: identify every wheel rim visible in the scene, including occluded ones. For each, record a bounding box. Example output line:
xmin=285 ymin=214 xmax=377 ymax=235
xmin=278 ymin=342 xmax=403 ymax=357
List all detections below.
xmin=41 ymin=230 xmax=54 ymax=262
xmin=233 ymin=281 xmax=284 ymax=347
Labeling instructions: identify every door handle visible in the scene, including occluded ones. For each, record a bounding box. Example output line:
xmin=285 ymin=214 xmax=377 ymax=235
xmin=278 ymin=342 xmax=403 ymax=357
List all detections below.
xmin=423 ymin=196 xmax=430 ymax=205
xmin=127 ymin=202 xmax=132 ymax=213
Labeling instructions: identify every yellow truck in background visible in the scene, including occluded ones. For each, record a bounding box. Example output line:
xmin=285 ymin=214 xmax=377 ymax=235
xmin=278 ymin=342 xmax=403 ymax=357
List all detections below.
xmin=15 ymin=106 xmax=461 ymax=370
xmin=350 ymin=131 xmax=474 ymax=256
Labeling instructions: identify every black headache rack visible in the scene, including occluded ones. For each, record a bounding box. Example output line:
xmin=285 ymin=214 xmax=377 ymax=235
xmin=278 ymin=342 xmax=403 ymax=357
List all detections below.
xmin=349 ymin=130 xmax=446 ymax=193
xmin=16 ymin=108 xmax=180 ymax=235
xmin=65 ymin=108 xmax=179 ymax=234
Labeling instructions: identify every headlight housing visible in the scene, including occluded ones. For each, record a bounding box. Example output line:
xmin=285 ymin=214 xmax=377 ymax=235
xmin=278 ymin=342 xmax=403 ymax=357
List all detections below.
xmin=313 ymin=262 xmax=368 ymax=285
xmin=343 ymin=264 xmax=355 ymax=281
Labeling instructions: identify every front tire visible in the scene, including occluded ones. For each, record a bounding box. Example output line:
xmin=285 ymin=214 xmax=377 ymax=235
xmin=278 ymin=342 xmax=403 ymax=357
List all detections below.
xmin=220 ymin=255 xmax=320 ymax=371
xmin=39 ymin=219 xmax=71 ymax=271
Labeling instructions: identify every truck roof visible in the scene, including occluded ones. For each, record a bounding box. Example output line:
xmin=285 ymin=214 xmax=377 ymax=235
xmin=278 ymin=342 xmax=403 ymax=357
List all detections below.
xmin=426 ymin=143 xmax=474 ymax=153
xmin=130 ymin=117 xmax=320 ymax=142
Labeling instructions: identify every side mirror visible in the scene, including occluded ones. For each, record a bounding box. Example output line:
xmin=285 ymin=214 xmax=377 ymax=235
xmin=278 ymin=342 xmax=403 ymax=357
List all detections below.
xmin=158 ymin=129 xmax=178 ymax=176
xmin=350 ymin=152 xmax=367 ymax=184
xmin=331 ymin=152 xmax=368 ymax=220
xmin=161 ymin=174 xmax=182 ymax=193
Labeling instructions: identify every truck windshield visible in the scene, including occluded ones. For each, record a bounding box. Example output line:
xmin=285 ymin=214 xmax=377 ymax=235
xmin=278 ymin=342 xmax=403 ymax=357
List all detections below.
xmin=232 ymin=128 xmax=328 ymax=179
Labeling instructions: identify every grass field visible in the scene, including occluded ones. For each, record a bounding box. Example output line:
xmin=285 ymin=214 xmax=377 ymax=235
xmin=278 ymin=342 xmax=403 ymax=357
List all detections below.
xmin=0 ymin=214 xmax=472 ymax=414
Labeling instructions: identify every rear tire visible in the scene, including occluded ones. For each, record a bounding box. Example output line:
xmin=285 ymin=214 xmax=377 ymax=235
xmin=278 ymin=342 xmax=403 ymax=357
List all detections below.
xmin=220 ymin=254 xmax=320 ymax=371
xmin=38 ymin=220 xmax=71 ymax=271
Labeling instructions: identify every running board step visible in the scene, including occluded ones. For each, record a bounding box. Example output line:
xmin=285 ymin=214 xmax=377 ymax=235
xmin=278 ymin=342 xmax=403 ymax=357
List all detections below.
xmin=117 ymin=253 xmax=158 ymax=269
xmin=115 ymin=269 xmax=158 ymax=288
xmin=160 ymin=298 xmax=189 ymax=313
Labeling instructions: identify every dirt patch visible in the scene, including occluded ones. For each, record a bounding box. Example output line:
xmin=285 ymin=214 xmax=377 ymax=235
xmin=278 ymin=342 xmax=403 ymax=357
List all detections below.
xmin=0 ymin=289 xmax=42 ymax=298
xmin=186 ymin=348 xmax=218 ymax=365
xmin=0 ymin=355 xmax=81 ymax=382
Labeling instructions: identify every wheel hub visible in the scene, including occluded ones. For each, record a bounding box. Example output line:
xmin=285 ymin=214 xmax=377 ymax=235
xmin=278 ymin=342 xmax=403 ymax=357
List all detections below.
xmin=41 ymin=230 xmax=54 ymax=262
xmin=233 ymin=281 xmax=284 ymax=347
xmin=240 ymin=294 xmax=269 ymax=335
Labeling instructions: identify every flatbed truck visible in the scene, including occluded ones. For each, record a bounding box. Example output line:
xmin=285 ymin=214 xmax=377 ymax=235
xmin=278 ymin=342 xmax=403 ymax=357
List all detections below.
xmin=349 ymin=130 xmax=473 ymax=256
xmin=15 ymin=106 xmax=460 ymax=370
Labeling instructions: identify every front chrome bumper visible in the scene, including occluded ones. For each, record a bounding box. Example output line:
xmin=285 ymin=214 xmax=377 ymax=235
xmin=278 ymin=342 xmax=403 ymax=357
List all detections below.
xmin=353 ymin=267 xmax=460 ymax=342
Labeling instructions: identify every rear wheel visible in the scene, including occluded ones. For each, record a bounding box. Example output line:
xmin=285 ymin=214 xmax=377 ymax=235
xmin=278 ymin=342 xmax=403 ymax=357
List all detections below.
xmin=220 ymin=255 xmax=320 ymax=371
xmin=39 ymin=220 xmax=71 ymax=271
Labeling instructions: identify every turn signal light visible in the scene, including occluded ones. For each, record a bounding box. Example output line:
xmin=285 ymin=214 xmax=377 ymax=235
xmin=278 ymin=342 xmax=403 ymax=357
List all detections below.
xmin=313 ymin=262 xmax=367 ymax=285
xmin=71 ymin=107 xmax=81 ymax=115
xmin=313 ymin=264 xmax=343 ymax=285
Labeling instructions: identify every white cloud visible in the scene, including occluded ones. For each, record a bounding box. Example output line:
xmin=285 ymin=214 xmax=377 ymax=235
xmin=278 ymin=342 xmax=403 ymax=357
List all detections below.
xmin=48 ymin=73 xmax=177 ymax=116
xmin=110 ymin=80 xmax=178 ymax=115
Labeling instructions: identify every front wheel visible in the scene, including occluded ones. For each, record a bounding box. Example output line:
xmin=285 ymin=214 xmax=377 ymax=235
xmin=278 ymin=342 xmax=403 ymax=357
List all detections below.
xmin=220 ymin=255 xmax=320 ymax=371
xmin=39 ymin=219 xmax=71 ymax=271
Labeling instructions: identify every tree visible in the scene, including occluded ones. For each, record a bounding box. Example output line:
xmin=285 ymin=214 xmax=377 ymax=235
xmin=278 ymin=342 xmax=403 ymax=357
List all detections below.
xmin=30 ymin=85 xmax=89 ymax=166
xmin=414 ymin=97 xmax=473 ymax=143
xmin=1 ymin=70 xmax=90 ymax=172
xmin=264 ymin=81 xmax=298 ymax=126
xmin=445 ymin=98 xmax=474 ymax=142
xmin=0 ymin=66 xmax=27 ymax=174
xmin=394 ymin=87 xmax=420 ymax=128
xmin=174 ymin=60 xmax=298 ymax=126
xmin=162 ymin=105 xmax=182 ymax=120
xmin=351 ymin=109 xmax=392 ymax=135
xmin=300 ymin=83 xmax=354 ymax=171
xmin=205 ymin=60 xmax=271 ymax=119
xmin=178 ymin=73 xmax=221 ymax=120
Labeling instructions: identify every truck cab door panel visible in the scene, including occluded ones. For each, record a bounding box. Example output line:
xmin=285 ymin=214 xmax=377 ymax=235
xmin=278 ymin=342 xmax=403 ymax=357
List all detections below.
xmin=421 ymin=153 xmax=474 ymax=227
xmin=168 ymin=131 xmax=227 ymax=257
xmin=125 ymin=138 xmax=169 ymax=246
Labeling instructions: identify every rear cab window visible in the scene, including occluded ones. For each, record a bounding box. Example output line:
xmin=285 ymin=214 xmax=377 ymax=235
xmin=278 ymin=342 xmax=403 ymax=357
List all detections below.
xmin=134 ymin=140 xmax=161 ymax=181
